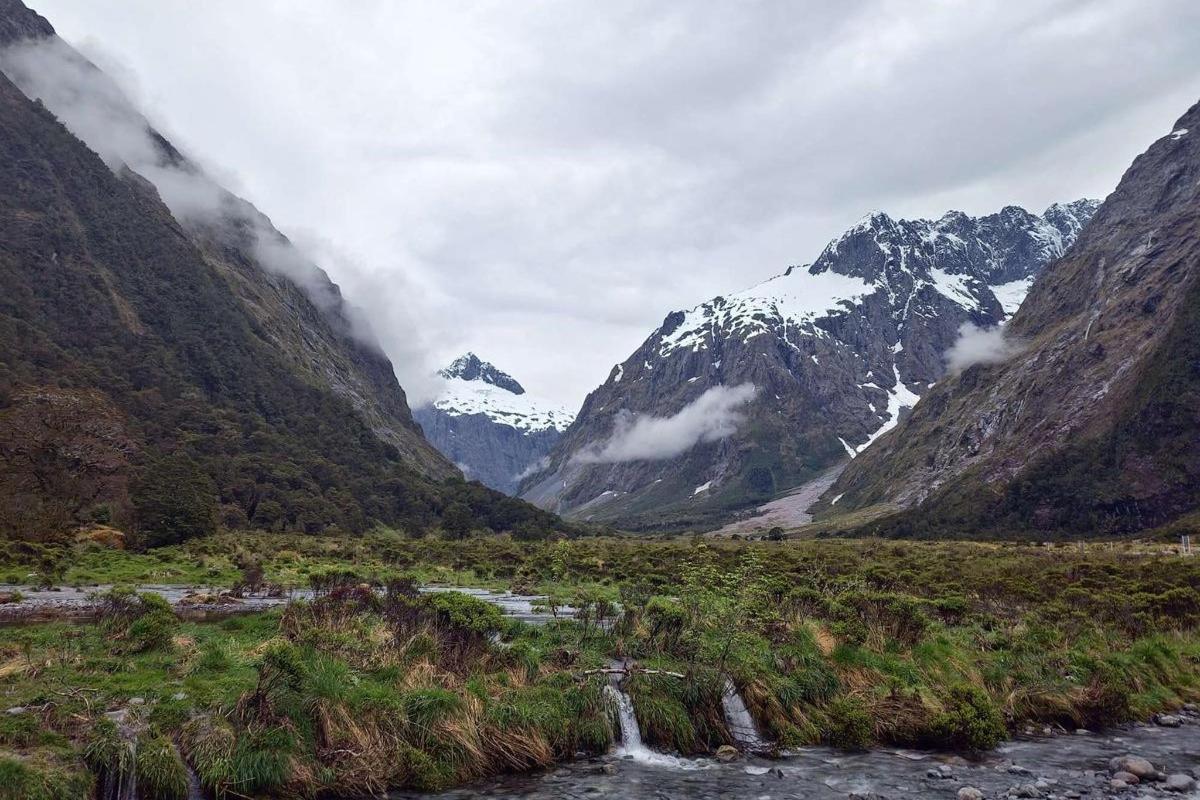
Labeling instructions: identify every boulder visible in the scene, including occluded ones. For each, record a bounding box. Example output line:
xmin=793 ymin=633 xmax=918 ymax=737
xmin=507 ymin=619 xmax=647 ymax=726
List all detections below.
xmin=715 ymin=745 xmax=740 ymax=762
xmin=1108 ymin=755 xmax=1156 ymax=779
xmin=1164 ymin=774 xmax=1196 ymax=793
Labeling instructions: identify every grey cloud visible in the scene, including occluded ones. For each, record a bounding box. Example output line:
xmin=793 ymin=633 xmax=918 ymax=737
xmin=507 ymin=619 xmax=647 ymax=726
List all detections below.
xmin=574 ymin=384 xmax=757 ymax=464
xmin=25 ymin=1 xmax=1200 ymax=406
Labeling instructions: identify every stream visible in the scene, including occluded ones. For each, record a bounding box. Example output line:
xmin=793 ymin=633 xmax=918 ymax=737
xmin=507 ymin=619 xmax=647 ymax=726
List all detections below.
xmin=0 ymin=583 xmax=576 ymax=624
xmin=390 ymin=721 xmax=1200 ymax=799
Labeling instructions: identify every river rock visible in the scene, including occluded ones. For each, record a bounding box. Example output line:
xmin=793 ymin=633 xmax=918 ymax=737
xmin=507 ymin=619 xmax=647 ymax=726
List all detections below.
xmin=1111 ymin=771 xmax=1139 ymax=785
xmin=1164 ymin=773 xmax=1197 ymax=793
xmin=715 ymin=745 xmax=740 ymax=762
xmin=1109 ymin=755 xmax=1156 ymax=779
xmin=600 ymin=763 xmax=618 ymax=776
xmin=1156 ymin=713 xmax=1182 ymax=727
xmin=957 ymin=788 xmax=984 ymax=800
xmin=1010 ymin=783 xmax=1042 ymax=798
xmin=1109 ymin=778 xmax=1129 ymax=791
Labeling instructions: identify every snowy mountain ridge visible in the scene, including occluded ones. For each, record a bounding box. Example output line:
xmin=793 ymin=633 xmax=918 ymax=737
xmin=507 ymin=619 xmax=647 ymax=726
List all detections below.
xmin=656 ymin=200 xmax=1099 ymax=363
xmin=521 ymin=199 xmax=1099 ymax=529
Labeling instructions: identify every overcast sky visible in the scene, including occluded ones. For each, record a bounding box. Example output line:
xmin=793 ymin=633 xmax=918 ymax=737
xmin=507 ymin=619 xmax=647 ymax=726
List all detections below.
xmin=31 ymin=0 xmax=1200 ymax=409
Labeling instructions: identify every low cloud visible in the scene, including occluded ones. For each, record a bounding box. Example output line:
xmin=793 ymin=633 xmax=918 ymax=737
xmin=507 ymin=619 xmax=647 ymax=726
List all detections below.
xmin=574 ymin=383 xmax=757 ymax=464
xmin=513 ymin=455 xmax=549 ymax=482
xmin=0 ymin=37 xmax=441 ymax=399
xmin=945 ymin=322 xmax=1022 ymax=372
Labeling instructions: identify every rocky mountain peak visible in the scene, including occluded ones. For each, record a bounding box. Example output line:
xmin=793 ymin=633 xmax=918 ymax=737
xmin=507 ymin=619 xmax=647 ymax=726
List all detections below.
xmin=440 ymin=352 xmax=525 ymax=395
xmin=521 ymin=198 xmax=1098 ymax=529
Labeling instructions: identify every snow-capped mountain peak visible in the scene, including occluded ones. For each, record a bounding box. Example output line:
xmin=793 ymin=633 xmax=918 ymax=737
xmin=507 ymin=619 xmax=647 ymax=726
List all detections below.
xmin=416 ymin=354 xmax=575 ymax=495
xmin=431 ymin=354 xmax=574 ymax=434
xmin=439 ymin=352 xmax=526 ymax=395
xmin=521 ymin=199 xmax=1099 ymax=527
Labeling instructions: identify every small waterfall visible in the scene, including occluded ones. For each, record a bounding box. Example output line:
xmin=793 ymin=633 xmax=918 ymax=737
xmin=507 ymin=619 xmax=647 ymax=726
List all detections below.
xmin=601 ymin=665 xmax=708 ymax=769
xmin=604 ymin=676 xmax=655 ymax=761
xmin=721 ymin=677 xmax=767 ymax=752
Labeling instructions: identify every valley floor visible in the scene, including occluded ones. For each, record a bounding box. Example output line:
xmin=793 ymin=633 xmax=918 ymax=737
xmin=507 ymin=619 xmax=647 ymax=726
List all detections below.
xmin=0 ymin=532 xmax=1198 ymax=798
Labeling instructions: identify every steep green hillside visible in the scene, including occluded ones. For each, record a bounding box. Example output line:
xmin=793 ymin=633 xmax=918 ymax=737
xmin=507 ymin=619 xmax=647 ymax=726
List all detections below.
xmin=0 ymin=55 xmax=561 ymax=541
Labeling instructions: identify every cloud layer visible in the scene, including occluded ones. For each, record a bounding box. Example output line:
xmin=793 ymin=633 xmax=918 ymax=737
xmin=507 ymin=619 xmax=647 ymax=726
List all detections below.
xmin=575 ymin=384 xmax=757 ymax=463
xmin=22 ymin=1 xmax=1200 ymax=407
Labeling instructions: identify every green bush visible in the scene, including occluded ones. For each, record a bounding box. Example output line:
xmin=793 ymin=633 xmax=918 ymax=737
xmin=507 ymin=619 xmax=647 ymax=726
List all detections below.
xmin=928 ymin=686 xmax=1006 ymax=751
xmin=824 ymin=696 xmax=872 ymax=750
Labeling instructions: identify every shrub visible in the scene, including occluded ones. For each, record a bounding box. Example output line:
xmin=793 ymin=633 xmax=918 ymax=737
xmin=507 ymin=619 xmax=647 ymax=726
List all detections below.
xmin=928 ymin=686 xmax=1006 ymax=751
xmin=824 ymin=696 xmax=872 ymax=751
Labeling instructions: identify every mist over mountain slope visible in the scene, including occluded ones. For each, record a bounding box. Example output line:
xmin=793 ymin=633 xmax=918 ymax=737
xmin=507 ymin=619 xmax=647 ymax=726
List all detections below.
xmin=521 ymin=201 xmax=1097 ymax=529
xmin=825 ymin=102 xmax=1200 ymax=538
xmin=413 ymin=354 xmax=574 ymax=495
xmin=0 ymin=0 xmax=565 ymax=539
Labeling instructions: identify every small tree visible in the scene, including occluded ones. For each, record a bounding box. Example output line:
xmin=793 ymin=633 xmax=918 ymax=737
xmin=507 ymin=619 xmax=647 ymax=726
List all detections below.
xmin=131 ymin=453 xmax=217 ymax=549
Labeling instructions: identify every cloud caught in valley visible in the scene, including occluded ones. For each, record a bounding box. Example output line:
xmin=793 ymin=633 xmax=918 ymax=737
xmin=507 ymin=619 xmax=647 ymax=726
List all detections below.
xmin=574 ymin=383 xmax=757 ymax=464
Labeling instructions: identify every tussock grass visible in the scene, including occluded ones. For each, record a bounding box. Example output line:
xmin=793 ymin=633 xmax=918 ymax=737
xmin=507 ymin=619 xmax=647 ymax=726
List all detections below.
xmin=1 ymin=534 xmax=1199 ymax=795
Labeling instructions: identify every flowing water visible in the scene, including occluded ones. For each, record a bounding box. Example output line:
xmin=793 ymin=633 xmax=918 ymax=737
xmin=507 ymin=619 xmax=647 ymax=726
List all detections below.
xmin=391 ymin=721 xmax=1200 ymax=799
xmin=721 ymin=677 xmax=768 ymax=753
xmin=0 ymin=583 xmax=578 ymax=624
xmin=603 ymin=666 xmax=706 ymax=770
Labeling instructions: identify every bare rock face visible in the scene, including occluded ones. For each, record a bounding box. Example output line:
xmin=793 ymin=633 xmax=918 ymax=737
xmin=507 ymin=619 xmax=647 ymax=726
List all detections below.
xmin=414 ymin=354 xmax=573 ymax=495
xmin=521 ymin=201 xmax=1095 ymax=529
xmin=828 ymin=101 xmax=1200 ymax=538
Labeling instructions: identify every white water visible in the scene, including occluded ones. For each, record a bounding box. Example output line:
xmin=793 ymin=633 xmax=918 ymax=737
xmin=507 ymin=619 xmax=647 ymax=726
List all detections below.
xmin=603 ymin=677 xmax=707 ymax=770
xmin=721 ymin=677 xmax=768 ymax=752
